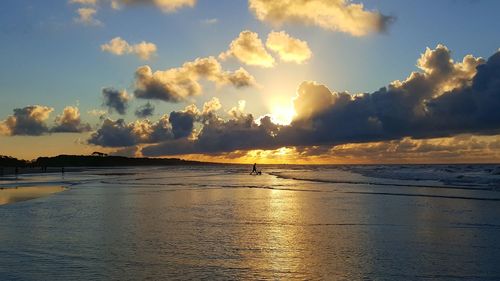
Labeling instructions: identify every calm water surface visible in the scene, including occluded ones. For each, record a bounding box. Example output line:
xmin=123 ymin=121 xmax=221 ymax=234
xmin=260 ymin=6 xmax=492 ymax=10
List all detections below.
xmin=1 ymin=165 xmax=500 ymax=280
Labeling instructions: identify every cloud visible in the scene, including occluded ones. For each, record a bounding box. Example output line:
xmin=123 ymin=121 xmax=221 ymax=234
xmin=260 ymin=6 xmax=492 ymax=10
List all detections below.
xmin=111 ymin=0 xmax=196 ymax=13
xmin=70 ymin=0 xmax=194 ymax=27
xmin=248 ymin=0 xmax=393 ymax=36
xmin=192 ymin=134 xmax=500 ymax=164
xmin=279 ymin=45 xmax=490 ymax=145
xmin=101 ymin=37 xmax=130 ymax=56
xmin=88 ymin=45 xmax=500 ymax=158
xmin=266 ymin=31 xmax=312 ymax=64
xmin=69 ymin=0 xmax=98 ymax=5
xmin=87 ymin=109 xmax=108 ymax=120
xmin=141 ymin=45 xmax=500 ymax=156
xmin=140 ymin=100 xmax=278 ymax=156
xmin=0 ymin=105 xmax=94 ymax=136
xmin=133 ymin=56 xmax=256 ymax=102
xmin=52 ymin=106 xmax=92 ymax=133
xmin=142 ymin=113 xmax=279 ymax=156
xmin=201 ymin=18 xmax=218 ymax=25
xmin=101 ymin=37 xmax=157 ymax=60
xmin=88 ymin=98 xmax=224 ymax=148
xmin=228 ymin=100 xmax=247 ymax=119
xmin=88 ymin=115 xmax=174 ymax=147
xmin=226 ymin=67 xmax=257 ymax=88
xmin=110 ymin=145 xmax=142 ymax=157
xmin=74 ymin=7 xmax=102 ymax=26
xmin=169 ymin=107 xmax=197 ymax=139
xmin=133 ymin=41 xmax=158 ymax=60
xmin=219 ymin=30 xmax=275 ymax=68
xmin=0 ymin=105 xmax=54 ymax=136
xmin=296 ymin=135 xmax=500 ymax=164
xmin=202 ymin=97 xmax=221 ymax=116
xmin=102 ymin=87 xmax=131 ymax=115
xmin=135 ymin=102 xmax=155 ymax=118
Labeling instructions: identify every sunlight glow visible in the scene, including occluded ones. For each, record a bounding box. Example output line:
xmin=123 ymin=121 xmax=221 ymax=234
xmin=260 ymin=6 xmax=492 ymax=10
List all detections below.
xmin=270 ymin=105 xmax=295 ymax=125
xmin=277 ymin=147 xmax=289 ymax=156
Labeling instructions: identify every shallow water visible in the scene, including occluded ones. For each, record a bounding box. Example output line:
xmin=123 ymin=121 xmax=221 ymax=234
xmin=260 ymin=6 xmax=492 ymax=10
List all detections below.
xmin=1 ymin=165 xmax=500 ymax=280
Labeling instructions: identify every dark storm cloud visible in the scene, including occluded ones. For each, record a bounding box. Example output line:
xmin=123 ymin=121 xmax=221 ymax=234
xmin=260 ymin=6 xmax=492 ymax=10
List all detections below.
xmin=135 ymin=102 xmax=155 ymax=118
xmin=102 ymin=87 xmax=130 ymax=115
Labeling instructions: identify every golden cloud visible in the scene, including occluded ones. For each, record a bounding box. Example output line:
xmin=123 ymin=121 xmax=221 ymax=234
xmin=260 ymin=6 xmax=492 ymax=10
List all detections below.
xmin=134 ymin=57 xmax=256 ymax=102
xmin=266 ymin=31 xmax=312 ymax=64
xmin=101 ymin=37 xmax=157 ymax=60
xmin=220 ymin=30 xmax=275 ymax=68
xmin=249 ymin=0 xmax=393 ymax=36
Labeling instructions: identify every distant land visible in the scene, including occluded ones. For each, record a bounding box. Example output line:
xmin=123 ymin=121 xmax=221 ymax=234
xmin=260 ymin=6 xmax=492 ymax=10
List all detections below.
xmin=0 ymin=153 xmax=210 ymax=168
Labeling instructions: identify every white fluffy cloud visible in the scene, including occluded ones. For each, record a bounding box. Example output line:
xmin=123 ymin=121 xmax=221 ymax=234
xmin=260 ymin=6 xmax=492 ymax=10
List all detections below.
xmin=266 ymin=31 xmax=312 ymax=64
xmin=219 ymin=30 xmax=275 ymax=68
xmin=134 ymin=56 xmax=256 ymax=102
xmin=248 ymin=0 xmax=393 ymax=36
xmin=101 ymin=37 xmax=157 ymax=60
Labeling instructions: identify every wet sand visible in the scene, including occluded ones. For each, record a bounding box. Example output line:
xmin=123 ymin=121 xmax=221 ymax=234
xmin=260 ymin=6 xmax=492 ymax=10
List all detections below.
xmin=0 ymin=186 xmax=67 ymax=205
xmin=0 ymin=167 xmax=82 ymax=177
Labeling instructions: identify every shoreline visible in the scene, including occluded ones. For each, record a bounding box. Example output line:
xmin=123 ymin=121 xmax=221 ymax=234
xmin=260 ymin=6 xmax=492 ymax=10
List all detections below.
xmin=0 ymin=185 xmax=67 ymax=205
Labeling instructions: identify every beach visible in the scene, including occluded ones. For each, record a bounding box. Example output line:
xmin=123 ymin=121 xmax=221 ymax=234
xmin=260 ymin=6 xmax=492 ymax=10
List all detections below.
xmin=1 ymin=165 xmax=500 ymax=280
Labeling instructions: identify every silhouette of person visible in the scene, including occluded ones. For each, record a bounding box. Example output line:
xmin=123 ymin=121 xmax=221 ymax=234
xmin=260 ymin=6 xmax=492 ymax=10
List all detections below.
xmin=251 ymin=163 xmax=257 ymax=174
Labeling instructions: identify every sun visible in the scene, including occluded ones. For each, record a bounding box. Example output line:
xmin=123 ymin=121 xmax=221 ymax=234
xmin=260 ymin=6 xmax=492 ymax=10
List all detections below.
xmin=270 ymin=105 xmax=296 ymax=125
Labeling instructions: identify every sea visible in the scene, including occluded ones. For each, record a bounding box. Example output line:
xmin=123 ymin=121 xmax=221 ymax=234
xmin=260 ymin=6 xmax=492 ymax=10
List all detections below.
xmin=1 ymin=164 xmax=500 ymax=280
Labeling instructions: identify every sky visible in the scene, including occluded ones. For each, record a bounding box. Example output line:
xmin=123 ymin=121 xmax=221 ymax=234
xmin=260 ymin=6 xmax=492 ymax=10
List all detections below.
xmin=1 ymin=0 xmax=500 ymax=163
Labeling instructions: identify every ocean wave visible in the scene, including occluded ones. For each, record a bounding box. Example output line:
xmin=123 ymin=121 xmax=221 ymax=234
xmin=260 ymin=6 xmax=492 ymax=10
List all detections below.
xmin=344 ymin=191 xmax=500 ymax=201
xmin=269 ymin=172 xmax=494 ymax=191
